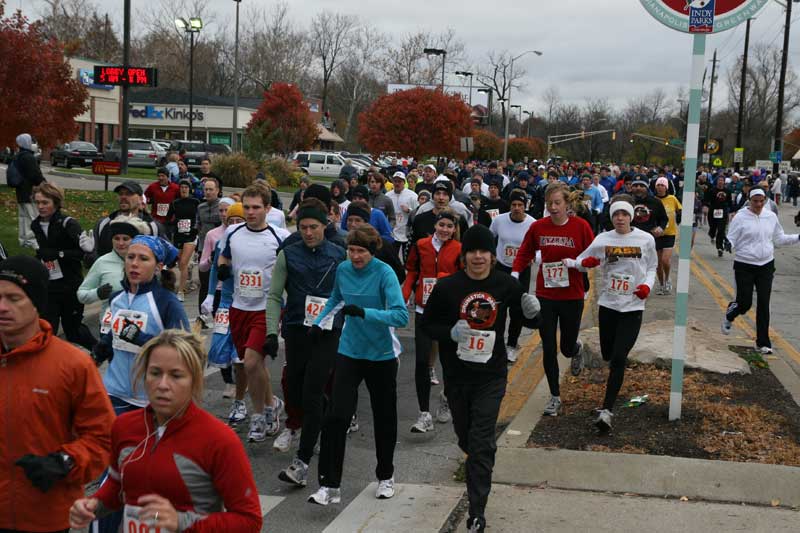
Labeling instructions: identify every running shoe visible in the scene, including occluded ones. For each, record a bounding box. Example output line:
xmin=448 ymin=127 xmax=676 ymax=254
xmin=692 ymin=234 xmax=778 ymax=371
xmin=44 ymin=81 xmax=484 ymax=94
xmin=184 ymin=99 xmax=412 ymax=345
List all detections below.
xmin=506 ymin=345 xmax=519 ymax=364
xmin=570 ymin=340 xmax=584 ymax=376
xmin=273 ymin=428 xmax=300 ymax=452
xmin=717 ymin=249 xmax=724 ymax=257
xmin=228 ymin=399 xmax=247 ymax=426
xmin=721 ymin=318 xmax=732 ymax=335
xmin=248 ymin=413 xmax=268 ymax=442
xmin=376 ymin=477 xmax=395 ymax=499
xmin=429 ymin=367 xmax=440 ymax=385
xmin=265 ymin=397 xmax=285 ymax=436
xmin=411 ymin=411 xmax=434 ymax=433
xmin=664 ymin=280 xmax=673 ymax=295
xmin=595 ymin=409 xmax=613 ymax=433
xmin=655 ymin=283 xmax=664 ymax=296
xmin=308 ymin=486 xmax=341 ymax=506
xmin=435 ymin=392 xmax=451 ymax=423
xmin=347 ymin=413 xmax=359 ymax=434
xmin=177 ymin=291 xmax=185 ymax=302
xmin=222 ymin=383 xmax=236 ymax=399
xmin=467 ymin=516 xmax=486 ymax=532
xmin=543 ymin=396 xmax=561 ymax=416
xmin=756 ymin=345 xmax=774 ymax=355
xmin=278 ymin=457 xmax=308 ymax=487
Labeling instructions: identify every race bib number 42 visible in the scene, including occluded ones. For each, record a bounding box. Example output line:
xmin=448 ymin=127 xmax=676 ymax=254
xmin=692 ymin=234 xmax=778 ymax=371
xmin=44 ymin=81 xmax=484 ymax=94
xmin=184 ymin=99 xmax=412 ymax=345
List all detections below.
xmin=422 ymin=277 xmax=437 ymax=306
xmin=542 ymin=261 xmax=569 ymax=288
xmin=237 ymin=269 xmax=263 ymax=298
xmin=124 ymin=504 xmax=173 ymax=533
xmin=111 ymin=310 xmax=148 ymax=352
xmin=457 ymin=329 xmax=496 ymax=364
xmin=304 ymin=295 xmax=333 ymax=330
xmin=608 ymin=273 xmax=633 ymax=296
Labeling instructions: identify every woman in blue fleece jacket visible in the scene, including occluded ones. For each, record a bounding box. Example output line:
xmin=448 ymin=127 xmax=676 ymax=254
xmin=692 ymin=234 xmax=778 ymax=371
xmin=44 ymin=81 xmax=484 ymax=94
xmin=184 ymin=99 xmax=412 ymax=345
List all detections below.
xmin=308 ymin=225 xmax=409 ymax=506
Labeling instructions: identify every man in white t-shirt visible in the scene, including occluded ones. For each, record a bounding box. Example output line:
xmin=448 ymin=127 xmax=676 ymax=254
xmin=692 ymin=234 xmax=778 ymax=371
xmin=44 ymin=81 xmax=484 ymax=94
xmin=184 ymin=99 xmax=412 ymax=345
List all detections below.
xmin=218 ymin=184 xmax=291 ymax=443
xmin=388 ymin=171 xmax=418 ymax=262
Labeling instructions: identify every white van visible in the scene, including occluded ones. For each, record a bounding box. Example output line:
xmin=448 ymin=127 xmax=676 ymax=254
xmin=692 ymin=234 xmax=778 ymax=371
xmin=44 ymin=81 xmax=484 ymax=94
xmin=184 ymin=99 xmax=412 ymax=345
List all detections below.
xmin=291 ymin=151 xmax=367 ymax=178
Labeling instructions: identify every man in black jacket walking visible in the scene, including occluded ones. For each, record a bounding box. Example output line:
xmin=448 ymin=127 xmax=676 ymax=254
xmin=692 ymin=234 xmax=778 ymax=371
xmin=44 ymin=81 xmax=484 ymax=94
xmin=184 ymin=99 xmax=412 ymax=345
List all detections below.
xmin=11 ymin=134 xmax=45 ymax=249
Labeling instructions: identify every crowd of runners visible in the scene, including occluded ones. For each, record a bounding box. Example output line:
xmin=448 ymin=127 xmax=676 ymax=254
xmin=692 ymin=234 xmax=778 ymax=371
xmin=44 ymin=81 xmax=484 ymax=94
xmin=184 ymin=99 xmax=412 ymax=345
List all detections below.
xmin=2 ymin=132 xmax=800 ymax=532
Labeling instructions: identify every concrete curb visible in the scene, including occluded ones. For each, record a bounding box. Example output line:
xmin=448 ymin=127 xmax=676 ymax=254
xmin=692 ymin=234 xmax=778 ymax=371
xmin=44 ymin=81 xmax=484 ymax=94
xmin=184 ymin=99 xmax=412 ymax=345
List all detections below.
xmin=493 ymin=446 xmax=800 ymax=507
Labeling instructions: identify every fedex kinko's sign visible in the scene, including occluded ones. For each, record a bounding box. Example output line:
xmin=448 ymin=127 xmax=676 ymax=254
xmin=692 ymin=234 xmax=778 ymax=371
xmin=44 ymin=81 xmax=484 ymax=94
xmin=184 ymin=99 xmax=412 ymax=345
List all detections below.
xmin=639 ymin=0 xmax=767 ymax=33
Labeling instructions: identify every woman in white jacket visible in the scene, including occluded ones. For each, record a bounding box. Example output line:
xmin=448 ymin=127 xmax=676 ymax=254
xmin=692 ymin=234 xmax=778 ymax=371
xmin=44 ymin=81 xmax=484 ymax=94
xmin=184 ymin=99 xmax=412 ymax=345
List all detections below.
xmin=722 ymin=188 xmax=799 ymax=353
xmin=771 ymin=175 xmax=783 ymax=205
xmin=565 ymin=196 xmax=657 ymax=432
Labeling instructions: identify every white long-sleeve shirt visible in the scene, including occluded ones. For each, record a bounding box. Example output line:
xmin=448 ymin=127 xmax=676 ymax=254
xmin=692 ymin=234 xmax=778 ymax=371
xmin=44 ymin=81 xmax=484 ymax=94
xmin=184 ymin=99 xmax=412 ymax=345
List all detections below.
xmin=388 ymin=188 xmax=418 ymax=242
xmin=490 ymin=213 xmax=535 ymax=268
xmin=576 ymin=228 xmax=657 ymax=312
xmin=726 ymin=207 xmax=798 ymax=266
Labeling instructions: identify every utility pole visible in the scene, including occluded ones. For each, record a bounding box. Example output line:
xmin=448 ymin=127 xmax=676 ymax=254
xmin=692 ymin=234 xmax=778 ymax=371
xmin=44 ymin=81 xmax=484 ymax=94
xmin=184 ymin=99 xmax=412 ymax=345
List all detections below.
xmin=704 ymin=49 xmax=719 ymax=164
xmin=773 ymin=0 xmax=795 ymax=177
xmin=232 ymin=0 xmax=241 ymax=151
xmin=735 ymin=18 xmax=752 ymax=173
xmin=121 ymin=0 xmax=130 ymax=173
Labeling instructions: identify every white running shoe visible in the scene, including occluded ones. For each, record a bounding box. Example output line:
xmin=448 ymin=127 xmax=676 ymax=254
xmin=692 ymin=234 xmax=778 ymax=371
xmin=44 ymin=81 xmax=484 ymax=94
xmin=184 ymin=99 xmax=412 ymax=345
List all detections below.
xmin=177 ymin=291 xmax=185 ymax=302
xmin=376 ymin=477 xmax=395 ymax=499
xmin=410 ymin=411 xmax=434 ymax=433
xmin=721 ymin=318 xmax=732 ymax=336
xmin=278 ymin=457 xmax=308 ymax=487
xmin=543 ymin=396 xmax=561 ymax=416
xmin=429 ymin=367 xmax=440 ymax=385
xmin=347 ymin=413 xmax=359 ymax=434
xmin=308 ymin=486 xmax=341 ymax=506
xmin=248 ymin=413 xmax=268 ymax=442
xmin=595 ymin=409 xmax=613 ymax=432
xmin=228 ymin=399 xmax=247 ymax=426
xmin=264 ymin=397 xmax=284 ymax=436
xmin=664 ymin=280 xmax=673 ymax=295
xmin=435 ymin=392 xmax=451 ymax=423
xmin=222 ymin=383 xmax=236 ymax=399
xmin=756 ymin=345 xmax=774 ymax=355
xmin=273 ymin=428 xmax=300 ymax=452
xmin=506 ymin=345 xmax=519 ymax=364
xmin=655 ymin=283 xmax=664 ymax=296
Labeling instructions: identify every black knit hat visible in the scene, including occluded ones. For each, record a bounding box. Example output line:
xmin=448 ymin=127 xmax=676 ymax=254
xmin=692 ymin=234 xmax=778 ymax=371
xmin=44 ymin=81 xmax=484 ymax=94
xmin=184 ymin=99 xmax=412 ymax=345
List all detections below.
xmin=461 ymin=224 xmax=495 ymax=255
xmin=0 ymin=256 xmax=49 ymax=313
xmin=304 ymin=184 xmax=332 ymax=208
xmin=351 ymin=185 xmax=369 ymax=200
xmin=433 ymin=181 xmax=453 ymax=198
xmin=346 ymin=205 xmax=371 ymax=223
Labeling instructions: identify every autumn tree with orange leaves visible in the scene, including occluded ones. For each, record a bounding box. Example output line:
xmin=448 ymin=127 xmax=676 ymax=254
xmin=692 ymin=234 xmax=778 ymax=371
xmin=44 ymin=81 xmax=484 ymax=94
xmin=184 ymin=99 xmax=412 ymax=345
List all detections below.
xmin=358 ymin=88 xmax=473 ymax=158
xmin=0 ymin=1 xmax=88 ymax=149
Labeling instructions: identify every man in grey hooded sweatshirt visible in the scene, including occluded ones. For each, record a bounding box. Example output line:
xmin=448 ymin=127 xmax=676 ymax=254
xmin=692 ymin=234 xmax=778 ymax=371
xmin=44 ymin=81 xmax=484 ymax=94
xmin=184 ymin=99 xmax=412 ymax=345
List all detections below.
xmin=12 ymin=134 xmax=45 ymax=249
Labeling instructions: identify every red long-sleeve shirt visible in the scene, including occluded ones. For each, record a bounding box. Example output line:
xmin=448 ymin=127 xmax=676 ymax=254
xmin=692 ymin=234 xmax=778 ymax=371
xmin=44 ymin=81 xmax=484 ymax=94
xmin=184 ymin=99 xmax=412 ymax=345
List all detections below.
xmin=144 ymin=181 xmax=180 ymax=224
xmin=512 ymin=216 xmax=594 ymax=301
xmin=95 ymin=402 xmax=262 ymax=532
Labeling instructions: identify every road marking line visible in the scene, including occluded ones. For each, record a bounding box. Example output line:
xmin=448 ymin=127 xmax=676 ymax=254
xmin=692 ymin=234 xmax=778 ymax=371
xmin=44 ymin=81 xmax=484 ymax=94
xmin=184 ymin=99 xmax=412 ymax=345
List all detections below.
xmin=258 ymin=494 xmax=284 ymax=517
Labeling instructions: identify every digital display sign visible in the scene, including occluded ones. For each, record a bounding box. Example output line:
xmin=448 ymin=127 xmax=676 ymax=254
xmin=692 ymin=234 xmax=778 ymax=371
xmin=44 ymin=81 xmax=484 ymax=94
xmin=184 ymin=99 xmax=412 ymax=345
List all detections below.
xmin=93 ymin=66 xmax=158 ymax=87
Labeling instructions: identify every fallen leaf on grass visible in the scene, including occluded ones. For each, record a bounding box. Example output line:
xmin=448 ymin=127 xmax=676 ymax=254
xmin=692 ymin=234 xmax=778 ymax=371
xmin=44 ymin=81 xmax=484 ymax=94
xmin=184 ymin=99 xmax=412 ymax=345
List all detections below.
xmin=680 ymin=496 xmax=689 ymax=502
xmin=771 ymin=499 xmax=781 ymax=507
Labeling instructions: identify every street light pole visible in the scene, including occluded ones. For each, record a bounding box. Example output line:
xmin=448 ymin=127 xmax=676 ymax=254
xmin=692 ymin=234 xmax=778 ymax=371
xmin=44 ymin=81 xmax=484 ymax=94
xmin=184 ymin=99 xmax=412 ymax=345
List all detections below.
xmin=704 ymin=49 xmax=719 ymax=163
xmin=232 ymin=0 xmax=241 ymax=151
xmin=502 ymin=50 xmax=543 ymax=162
xmin=773 ymin=1 xmax=797 ymax=176
xmin=523 ymin=110 xmax=532 ymax=137
xmin=477 ymin=87 xmax=492 ymax=126
xmin=176 ymin=17 xmax=203 ymax=141
xmin=423 ymin=48 xmax=447 ymax=92
xmin=121 ymin=0 xmax=130 ymax=173
xmin=734 ymin=18 xmax=751 ymax=173
xmin=455 ymin=71 xmax=474 ymax=107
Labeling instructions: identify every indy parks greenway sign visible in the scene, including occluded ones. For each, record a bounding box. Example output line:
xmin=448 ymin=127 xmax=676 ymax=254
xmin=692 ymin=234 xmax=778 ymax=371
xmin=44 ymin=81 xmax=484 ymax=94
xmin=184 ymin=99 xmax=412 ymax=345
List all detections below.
xmin=639 ymin=0 xmax=768 ymax=33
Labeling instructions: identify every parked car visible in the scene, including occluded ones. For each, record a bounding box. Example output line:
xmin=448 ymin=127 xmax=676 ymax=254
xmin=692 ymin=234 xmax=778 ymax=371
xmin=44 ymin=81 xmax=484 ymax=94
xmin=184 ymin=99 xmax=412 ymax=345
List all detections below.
xmin=290 ymin=151 xmax=369 ymax=178
xmin=105 ymin=138 xmax=162 ymax=168
xmin=49 ymin=141 xmax=102 ymax=168
xmin=167 ymin=140 xmax=231 ymax=170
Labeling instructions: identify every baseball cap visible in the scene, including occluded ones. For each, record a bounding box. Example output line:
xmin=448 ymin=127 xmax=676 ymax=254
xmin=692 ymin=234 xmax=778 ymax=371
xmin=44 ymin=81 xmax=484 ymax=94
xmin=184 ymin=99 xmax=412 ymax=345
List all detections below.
xmin=114 ymin=180 xmax=143 ymax=195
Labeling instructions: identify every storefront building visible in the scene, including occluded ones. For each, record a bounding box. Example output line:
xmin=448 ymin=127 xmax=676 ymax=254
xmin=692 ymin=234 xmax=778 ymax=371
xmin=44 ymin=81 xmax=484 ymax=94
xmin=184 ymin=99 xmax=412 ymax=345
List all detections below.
xmin=71 ymin=57 xmax=120 ymax=149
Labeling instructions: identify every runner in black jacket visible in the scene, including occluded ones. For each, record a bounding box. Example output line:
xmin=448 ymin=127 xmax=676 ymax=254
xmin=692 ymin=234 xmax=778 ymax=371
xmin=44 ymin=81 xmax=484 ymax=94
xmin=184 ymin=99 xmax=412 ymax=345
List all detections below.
xmin=167 ymin=179 xmax=200 ymax=300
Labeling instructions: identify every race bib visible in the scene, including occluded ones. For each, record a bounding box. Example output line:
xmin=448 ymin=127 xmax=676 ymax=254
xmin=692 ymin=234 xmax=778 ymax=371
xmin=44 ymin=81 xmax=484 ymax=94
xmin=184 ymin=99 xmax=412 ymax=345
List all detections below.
xmin=396 ymin=212 xmax=406 ymax=226
xmin=237 ymin=269 xmax=263 ymax=299
xmin=156 ymin=203 xmax=169 ymax=217
xmin=421 ymin=277 xmax=437 ymax=306
xmin=486 ymin=209 xmax=500 ymax=219
xmin=111 ymin=309 xmax=149 ymax=353
xmin=43 ymin=259 xmax=63 ymax=281
xmin=100 ymin=308 xmax=113 ymax=335
xmin=608 ymin=273 xmax=633 ymax=296
xmin=542 ymin=261 xmax=569 ymax=288
xmin=177 ymin=219 xmax=192 ymax=234
xmin=124 ymin=504 xmax=173 ymax=533
xmin=213 ymin=308 xmax=230 ymax=334
xmin=713 ymin=209 xmax=724 ymax=219
xmin=457 ymin=329 xmax=496 ymax=364
xmin=304 ymin=295 xmax=333 ymax=330
xmin=503 ymin=245 xmax=519 ymax=260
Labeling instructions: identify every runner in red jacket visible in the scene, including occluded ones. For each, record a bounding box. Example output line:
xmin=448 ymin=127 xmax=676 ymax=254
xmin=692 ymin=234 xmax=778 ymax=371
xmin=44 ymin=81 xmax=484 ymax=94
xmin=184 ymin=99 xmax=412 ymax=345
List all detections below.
xmin=145 ymin=168 xmax=180 ymax=224
xmin=402 ymin=209 xmax=462 ymax=433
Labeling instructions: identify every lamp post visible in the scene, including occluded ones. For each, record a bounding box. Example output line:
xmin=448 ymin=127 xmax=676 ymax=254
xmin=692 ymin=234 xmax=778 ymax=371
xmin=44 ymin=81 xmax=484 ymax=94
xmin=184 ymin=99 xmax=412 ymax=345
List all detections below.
xmin=523 ymin=110 xmax=532 ymax=137
xmin=503 ymin=50 xmax=543 ymax=161
xmin=232 ymin=0 xmax=242 ymax=151
xmin=510 ymin=104 xmax=521 ymax=139
xmin=176 ymin=16 xmax=203 ymax=140
xmin=773 ymin=1 xmax=799 ymax=176
xmin=423 ymin=48 xmax=447 ymax=91
xmin=455 ymin=70 xmax=473 ymax=107
xmin=477 ymin=87 xmax=492 ymax=126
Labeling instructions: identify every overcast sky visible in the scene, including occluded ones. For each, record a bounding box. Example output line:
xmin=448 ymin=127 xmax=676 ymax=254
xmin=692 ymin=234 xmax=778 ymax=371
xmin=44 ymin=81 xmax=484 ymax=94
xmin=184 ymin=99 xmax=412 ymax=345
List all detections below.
xmin=20 ymin=0 xmax=798 ymax=115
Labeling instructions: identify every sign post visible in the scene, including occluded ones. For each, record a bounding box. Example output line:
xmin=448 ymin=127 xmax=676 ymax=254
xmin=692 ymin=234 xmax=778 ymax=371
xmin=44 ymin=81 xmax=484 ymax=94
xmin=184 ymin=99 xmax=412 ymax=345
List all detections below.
xmin=639 ymin=0 xmax=768 ymax=421
xmin=92 ymin=161 xmax=122 ymax=191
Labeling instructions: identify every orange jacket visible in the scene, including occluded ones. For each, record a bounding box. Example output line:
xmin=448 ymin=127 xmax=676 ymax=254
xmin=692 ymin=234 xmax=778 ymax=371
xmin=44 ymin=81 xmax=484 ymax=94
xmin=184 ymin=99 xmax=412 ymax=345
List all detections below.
xmin=402 ymin=237 xmax=462 ymax=308
xmin=0 ymin=320 xmax=115 ymax=532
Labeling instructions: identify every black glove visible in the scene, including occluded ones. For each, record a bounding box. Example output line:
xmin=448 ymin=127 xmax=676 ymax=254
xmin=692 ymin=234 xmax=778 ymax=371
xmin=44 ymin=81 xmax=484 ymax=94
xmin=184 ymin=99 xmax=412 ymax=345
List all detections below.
xmin=217 ymin=264 xmax=232 ymax=281
xmin=263 ymin=334 xmax=279 ymax=360
xmin=15 ymin=453 xmax=71 ymax=493
xmin=91 ymin=341 xmax=113 ymax=365
xmin=37 ymin=248 xmax=59 ymax=261
xmin=308 ymin=325 xmax=323 ymax=343
xmin=96 ymin=283 xmax=113 ymax=300
xmin=119 ymin=319 xmax=141 ymax=345
xmin=341 ymin=304 xmax=365 ymax=319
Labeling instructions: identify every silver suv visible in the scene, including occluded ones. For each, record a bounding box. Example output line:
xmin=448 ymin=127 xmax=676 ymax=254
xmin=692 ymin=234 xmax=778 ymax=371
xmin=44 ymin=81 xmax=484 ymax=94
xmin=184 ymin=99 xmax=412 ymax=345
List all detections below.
xmin=105 ymin=138 xmax=162 ymax=168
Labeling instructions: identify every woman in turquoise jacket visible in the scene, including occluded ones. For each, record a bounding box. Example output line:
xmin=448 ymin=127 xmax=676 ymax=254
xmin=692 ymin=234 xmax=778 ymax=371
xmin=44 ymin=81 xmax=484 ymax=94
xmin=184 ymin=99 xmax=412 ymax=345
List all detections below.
xmin=308 ymin=225 xmax=409 ymax=506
